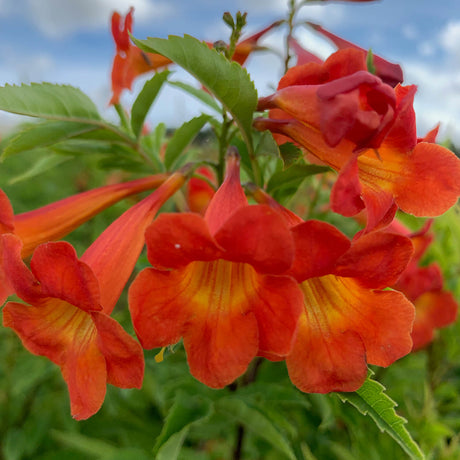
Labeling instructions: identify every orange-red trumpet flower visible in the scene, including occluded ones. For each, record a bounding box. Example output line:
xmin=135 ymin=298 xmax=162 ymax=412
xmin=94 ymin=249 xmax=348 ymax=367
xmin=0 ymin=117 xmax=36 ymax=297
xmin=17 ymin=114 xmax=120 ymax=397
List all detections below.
xmin=2 ymin=171 xmax=186 ymax=419
xmin=129 ymin=152 xmax=304 ymax=388
xmin=110 ymin=8 xmax=172 ymax=105
xmin=255 ymin=49 xmax=460 ymax=232
xmin=250 ymin=187 xmax=415 ymax=393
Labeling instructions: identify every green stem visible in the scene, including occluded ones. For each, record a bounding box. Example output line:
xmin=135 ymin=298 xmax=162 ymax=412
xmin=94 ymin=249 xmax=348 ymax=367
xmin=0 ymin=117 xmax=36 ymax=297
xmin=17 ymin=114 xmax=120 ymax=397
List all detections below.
xmin=113 ymin=103 xmax=131 ymax=132
xmin=284 ymin=0 xmax=298 ymax=74
xmin=217 ymin=113 xmax=232 ymax=185
xmin=229 ymin=358 xmax=264 ymax=460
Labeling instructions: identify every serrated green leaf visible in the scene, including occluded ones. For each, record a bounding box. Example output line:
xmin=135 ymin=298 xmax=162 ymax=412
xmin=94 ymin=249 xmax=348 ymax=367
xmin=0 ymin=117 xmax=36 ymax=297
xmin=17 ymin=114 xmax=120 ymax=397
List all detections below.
xmin=134 ymin=34 xmax=257 ymax=152
xmin=0 ymin=83 xmax=101 ymax=121
xmin=8 ymin=152 xmax=72 ymax=185
xmin=337 ymin=373 xmax=425 ymax=460
xmin=153 ymin=393 xmax=212 ymax=458
xmin=266 ymin=163 xmax=330 ymax=193
xmin=131 ymin=70 xmax=170 ymax=138
xmin=164 ymin=114 xmax=211 ymax=170
xmin=168 ymin=80 xmax=221 ymax=113
xmin=1 ymin=121 xmax=97 ymax=159
xmin=215 ymin=397 xmax=296 ymax=460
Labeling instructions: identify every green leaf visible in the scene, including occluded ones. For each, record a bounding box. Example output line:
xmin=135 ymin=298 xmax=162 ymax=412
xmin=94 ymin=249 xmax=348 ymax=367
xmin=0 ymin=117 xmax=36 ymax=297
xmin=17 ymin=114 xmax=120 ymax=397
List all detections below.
xmin=100 ymin=448 xmax=151 ymax=460
xmin=51 ymin=430 xmax=116 ymax=458
xmin=215 ymin=397 xmax=296 ymax=460
xmin=164 ymin=114 xmax=211 ymax=170
xmin=255 ymin=131 xmax=280 ymax=158
xmin=50 ymin=138 xmax=131 ymax=156
xmin=279 ymin=142 xmax=303 ymax=168
xmin=0 ymin=83 xmax=101 ymax=121
xmin=131 ymin=70 xmax=170 ymax=138
xmin=133 ymin=34 xmax=257 ymax=152
xmin=1 ymin=120 xmax=98 ymax=159
xmin=337 ymin=373 xmax=425 ymax=460
xmin=153 ymin=393 xmax=212 ymax=459
xmin=266 ymin=163 xmax=330 ymax=193
xmin=8 ymin=152 xmax=72 ymax=184
xmin=168 ymin=80 xmax=221 ymax=113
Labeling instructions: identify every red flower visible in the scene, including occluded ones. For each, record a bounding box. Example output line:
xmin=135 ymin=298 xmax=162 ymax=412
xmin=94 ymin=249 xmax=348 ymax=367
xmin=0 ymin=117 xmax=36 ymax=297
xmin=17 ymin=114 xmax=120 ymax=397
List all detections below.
xmin=110 ymin=8 xmax=172 ymax=105
xmin=128 ymin=152 xmax=304 ymax=388
xmin=0 ymin=174 xmax=167 ymax=305
xmin=2 ymin=172 xmax=186 ymax=419
xmin=307 ymin=22 xmax=403 ymax=87
xmin=258 ymin=66 xmax=396 ymax=150
xmin=389 ymin=220 xmax=458 ymax=350
xmin=254 ymin=50 xmax=460 ymax=232
xmin=251 ymin=187 xmax=415 ymax=393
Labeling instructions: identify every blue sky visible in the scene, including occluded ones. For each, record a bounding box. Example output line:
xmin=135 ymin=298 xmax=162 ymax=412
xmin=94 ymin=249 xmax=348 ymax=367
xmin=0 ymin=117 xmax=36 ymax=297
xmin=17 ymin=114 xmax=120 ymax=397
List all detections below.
xmin=0 ymin=0 xmax=459 ymax=143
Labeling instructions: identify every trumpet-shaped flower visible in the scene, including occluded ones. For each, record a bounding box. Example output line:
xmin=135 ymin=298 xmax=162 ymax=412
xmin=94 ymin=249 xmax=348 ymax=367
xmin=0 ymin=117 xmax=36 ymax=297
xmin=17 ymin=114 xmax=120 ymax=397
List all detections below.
xmin=2 ymin=171 xmax=186 ymax=419
xmin=128 ymin=152 xmax=304 ymax=388
xmin=110 ymin=8 xmax=172 ymax=105
xmin=250 ymin=187 xmax=415 ymax=393
xmin=0 ymin=174 xmax=167 ymax=305
xmin=389 ymin=220 xmax=458 ymax=350
xmin=255 ymin=50 xmax=460 ymax=232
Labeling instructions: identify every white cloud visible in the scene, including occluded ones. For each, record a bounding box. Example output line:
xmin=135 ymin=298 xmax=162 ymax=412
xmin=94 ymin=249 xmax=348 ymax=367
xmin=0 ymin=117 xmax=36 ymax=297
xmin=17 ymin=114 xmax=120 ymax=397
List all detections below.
xmin=404 ymin=60 xmax=460 ymax=144
xmin=25 ymin=0 xmax=173 ymax=38
xmin=439 ymin=20 xmax=460 ymax=58
xmin=297 ymin=4 xmax=345 ymax=27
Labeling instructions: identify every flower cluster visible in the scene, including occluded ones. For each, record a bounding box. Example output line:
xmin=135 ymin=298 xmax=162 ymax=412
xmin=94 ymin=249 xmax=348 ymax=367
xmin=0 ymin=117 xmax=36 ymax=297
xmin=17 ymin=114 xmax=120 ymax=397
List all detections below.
xmin=1 ymin=5 xmax=459 ymax=426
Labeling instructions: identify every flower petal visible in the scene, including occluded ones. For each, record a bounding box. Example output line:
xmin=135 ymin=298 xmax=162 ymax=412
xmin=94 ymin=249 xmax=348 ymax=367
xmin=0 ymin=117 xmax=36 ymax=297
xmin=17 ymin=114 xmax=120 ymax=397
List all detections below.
xmin=214 ymin=205 xmax=295 ymax=274
xmin=251 ymin=274 xmax=303 ymax=358
xmin=411 ymin=290 xmax=458 ymax=351
xmin=0 ymin=189 xmax=14 ymax=234
xmin=92 ymin=311 xmax=144 ymax=389
xmin=183 ymin=302 xmax=258 ymax=388
xmin=30 ymin=242 xmax=101 ymax=312
xmin=3 ymin=297 xmax=107 ymax=420
xmin=394 ymin=142 xmax=460 ymax=217
xmin=204 ymin=150 xmax=248 ymax=235
xmin=335 ymin=231 xmax=413 ymax=288
xmin=1 ymin=234 xmax=42 ymax=304
xmin=60 ymin=326 xmax=107 ymax=420
xmin=286 ymin=314 xmax=368 ymax=393
xmin=145 ymin=213 xmax=222 ymax=269
xmin=128 ymin=267 xmax=192 ymax=348
xmin=288 ymin=220 xmax=351 ymax=282
xmin=330 ymin=155 xmax=365 ymax=217
xmin=360 ymin=182 xmax=397 ymax=233
xmin=299 ymin=275 xmax=414 ymax=368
